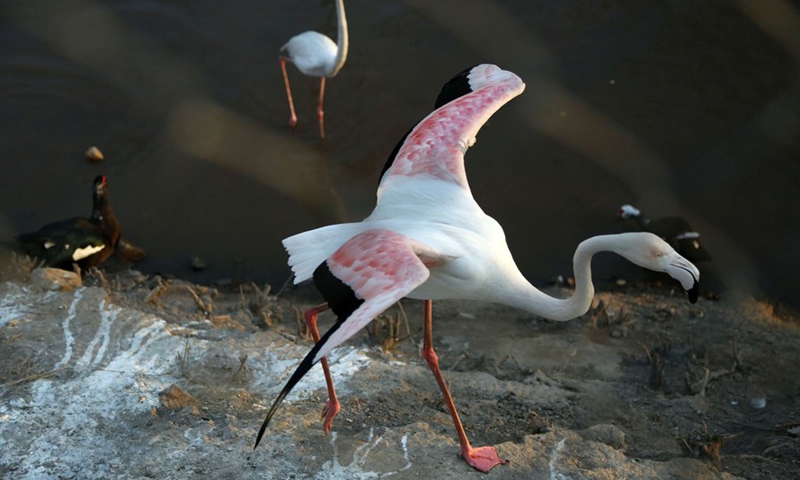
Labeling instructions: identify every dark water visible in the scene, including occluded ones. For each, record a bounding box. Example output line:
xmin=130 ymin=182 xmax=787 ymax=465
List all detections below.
xmin=1 ymin=1 xmax=798 ymax=307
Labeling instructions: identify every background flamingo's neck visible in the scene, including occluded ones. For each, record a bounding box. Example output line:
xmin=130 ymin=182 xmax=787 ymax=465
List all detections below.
xmin=330 ymin=0 xmax=348 ymax=77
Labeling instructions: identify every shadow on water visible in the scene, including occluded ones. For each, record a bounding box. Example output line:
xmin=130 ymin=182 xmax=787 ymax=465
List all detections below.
xmin=0 ymin=0 xmax=798 ymax=308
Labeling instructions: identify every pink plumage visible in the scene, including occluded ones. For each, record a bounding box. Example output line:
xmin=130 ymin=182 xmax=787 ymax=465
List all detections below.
xmin=381 ymin=65 xmax=523 ymax=189
xmin=255 ymin=63 xmax=700 ymax=474
xmin=313 ymin=229 xmax=430 ymax=362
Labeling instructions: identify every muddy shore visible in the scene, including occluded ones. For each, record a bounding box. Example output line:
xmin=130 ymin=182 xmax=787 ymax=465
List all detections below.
xmin=0 ymin=259 xmax=798 ymax=479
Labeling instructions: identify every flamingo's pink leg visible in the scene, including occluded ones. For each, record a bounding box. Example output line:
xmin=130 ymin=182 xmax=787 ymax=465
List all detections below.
xmin=305 ymin=303 xmax=340 ymax=433
xmin=421 ymin=299 xmax=508 ymax=473
xmin=317 ymin=77 xmax=326 ymax=139
xmin=280 ymin=56 xmax=298 ymax=128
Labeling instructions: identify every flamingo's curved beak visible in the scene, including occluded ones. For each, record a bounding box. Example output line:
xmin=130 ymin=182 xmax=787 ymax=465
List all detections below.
xmin=665 ymin=254 xmax=700 ymax=304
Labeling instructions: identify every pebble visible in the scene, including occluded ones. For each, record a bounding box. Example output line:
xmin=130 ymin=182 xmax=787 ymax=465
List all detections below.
xmin=750 ymin=397 xmax=767 ymax=409
xmin=85 ymin=146 xmax=104 ymax=162
xmin=30 ymin=268 xmax=82 ymax=292
xmin=159 ymin=384 xmax=199 ymax=410
xmin=579 ymin=424 xmax=626 ymax=450
xmin=191 ymin=256 xmax=207 ymax=271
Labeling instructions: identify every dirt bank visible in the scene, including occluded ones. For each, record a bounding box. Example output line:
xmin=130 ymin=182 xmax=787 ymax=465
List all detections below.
xmin=0 ymin=261 xmax=797 ymax=479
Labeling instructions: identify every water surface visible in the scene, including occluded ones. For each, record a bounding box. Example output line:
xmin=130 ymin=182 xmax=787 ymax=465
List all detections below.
xmin=1 ymin=0 xmax=798 ymax=307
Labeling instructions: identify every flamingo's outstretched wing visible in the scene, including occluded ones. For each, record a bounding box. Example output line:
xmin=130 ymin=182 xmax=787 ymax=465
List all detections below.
xmin=282 ymin=65 xmax=524 ymax=286
xmin=377 ymin=64 xmax=525 ymax=193
xmin=256 ymin=229 xmax=446 ymax=447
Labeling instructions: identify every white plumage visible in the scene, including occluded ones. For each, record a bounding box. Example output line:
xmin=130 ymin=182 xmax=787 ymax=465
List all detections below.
xmin=281 ymin=32 xmax=339 ymax=77
xmin=257 ymin=64 xmax=701 ymax=473
xmin=279 ymin=0 xmax=348 ymax=138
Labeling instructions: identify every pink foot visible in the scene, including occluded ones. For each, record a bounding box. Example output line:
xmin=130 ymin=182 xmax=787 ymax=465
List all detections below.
xmin=288 ymin=116 xmax=297 ymax=128
xmin=321 ymin=398 xmax=340 ymax=434
xmin=462 ymin=445 xmax=508 ymax=473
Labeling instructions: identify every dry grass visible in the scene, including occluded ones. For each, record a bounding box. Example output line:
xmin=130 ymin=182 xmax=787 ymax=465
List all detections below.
xmin=0 ymin=251 xmax=43 ymax=284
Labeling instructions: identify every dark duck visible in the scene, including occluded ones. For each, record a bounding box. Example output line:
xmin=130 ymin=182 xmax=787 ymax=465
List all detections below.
xmin=17 ymin=175 xmax=121 ymax=270
xmin=618 ymin=204 xmax=711 ymax=263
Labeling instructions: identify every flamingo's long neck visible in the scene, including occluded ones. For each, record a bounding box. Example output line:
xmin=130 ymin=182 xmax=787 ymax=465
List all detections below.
xmin=329 ymin=0 xmax=348 ymax=77
xmin=506 ymin=235 xmax=624 ymax=322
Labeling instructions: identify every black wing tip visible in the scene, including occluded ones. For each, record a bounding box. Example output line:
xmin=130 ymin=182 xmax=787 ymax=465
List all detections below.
xmin=253 ymin=350 xmax=317 ymax=447
xmin=313 ymin=261 xmax=365 ymax=320
xmin=254 ymin=390 xmax=287 ymax=449
xmin=687 ymin=281 xmax=699 ymax=304
xmin=381 ymin=63 xmax=489 ymax=184
xmin=253 ymin=372 xmax=305 ymax=450
xmin=434 ymin=63 xmax=487 ymax=109
xmin=253 ymin=319 xmax=338 ymax=449
xmin=378 ymin=127 xmax=413 ymax=185
xmin=254 ymin=422 xmax=267 ymax=449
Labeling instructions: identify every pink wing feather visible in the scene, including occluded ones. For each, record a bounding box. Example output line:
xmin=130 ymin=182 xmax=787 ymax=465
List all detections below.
xmin=312 ymin=228 xmax=432 ymax=362
xmin=255 ymin=228 xmax=435 ymax=448
xmin=380 ymin=64 xmax=525 ymax=190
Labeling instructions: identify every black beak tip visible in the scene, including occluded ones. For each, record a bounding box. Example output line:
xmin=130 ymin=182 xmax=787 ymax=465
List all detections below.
xmin=687 ymin=281 xmax=699 ymax=304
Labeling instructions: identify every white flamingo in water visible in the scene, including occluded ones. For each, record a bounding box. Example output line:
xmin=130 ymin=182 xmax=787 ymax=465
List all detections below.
xmin=280 ymin=0 xmax=348 ymax=139
xmin=255 ymin=64 xmax=700 ymax=472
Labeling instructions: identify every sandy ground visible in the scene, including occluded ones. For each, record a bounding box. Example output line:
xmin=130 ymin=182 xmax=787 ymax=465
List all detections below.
xmin=0 ymin=260 xmax=798 ymax=479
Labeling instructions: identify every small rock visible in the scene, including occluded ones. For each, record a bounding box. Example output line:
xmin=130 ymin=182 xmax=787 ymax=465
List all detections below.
xmin=159 ymin=384 xmax=198 ymax=410
xmin=211 ymin=314 xmax=246 ymax=331
xmin=30 ymin=268 xmax=82 ymax=292
xmin=85 ymin=146 xmax=104 ymax=162
xmin=191 ymin=256 xmax=207 ymax=271
xmin=751 ymin=397 xmax=767 ymax=409
xmin=579 ymin=424 xmax=626 ymax=450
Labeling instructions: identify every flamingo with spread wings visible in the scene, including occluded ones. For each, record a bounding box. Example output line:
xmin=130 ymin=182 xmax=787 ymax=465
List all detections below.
xmin=255 ymin=64 xmax=700 ymax=472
